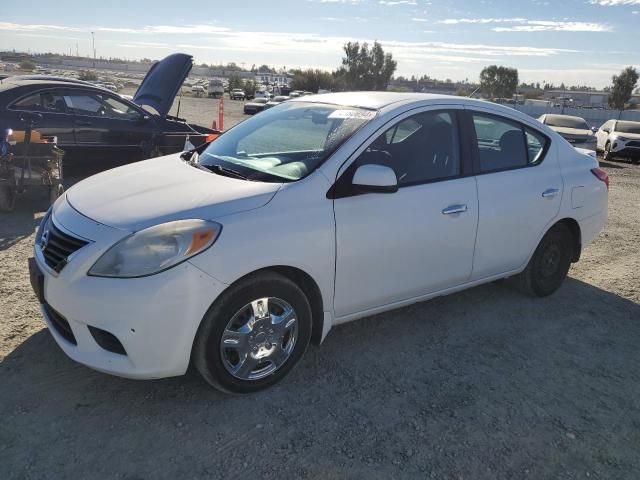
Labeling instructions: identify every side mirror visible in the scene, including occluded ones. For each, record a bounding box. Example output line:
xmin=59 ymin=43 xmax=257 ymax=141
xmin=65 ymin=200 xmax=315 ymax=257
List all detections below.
xmin=352 ymin=163 xmax=398 ymax=194
xmin=591 ymin=126 xmax=598 ymax=133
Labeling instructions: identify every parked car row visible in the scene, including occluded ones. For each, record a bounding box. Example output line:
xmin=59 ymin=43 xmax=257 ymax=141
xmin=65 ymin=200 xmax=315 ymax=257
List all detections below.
xmin=537 ymin=113 xmax=640 ymax=163
xmin=243 ymin=95 xmax=291 ymax=115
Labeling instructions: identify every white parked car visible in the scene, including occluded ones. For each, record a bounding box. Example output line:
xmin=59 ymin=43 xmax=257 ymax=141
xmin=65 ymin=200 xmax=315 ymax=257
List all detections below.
xmin=191 ymin=85 xmax=205 ymax=97
xmin=595 ymin=119 xmax=640 ymax=164
xmin=29 ymin=93 xmax=609 ymax=393
xmin=253 ymin=89 xmax=269 ymax=100
xmin=538 ymin=114 xmax=597 ymax=151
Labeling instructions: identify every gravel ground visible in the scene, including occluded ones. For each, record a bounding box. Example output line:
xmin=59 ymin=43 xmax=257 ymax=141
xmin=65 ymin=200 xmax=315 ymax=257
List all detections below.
xmin=1 ymin=105 xmax=639 ymax=478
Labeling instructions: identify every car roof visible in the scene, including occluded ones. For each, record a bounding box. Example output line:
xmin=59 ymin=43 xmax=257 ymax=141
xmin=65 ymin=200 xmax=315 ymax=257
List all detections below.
xmin=0 ymin=77 xmax=113 ymax=93
xmin=289 ymin=91 xmax=489 ymax=110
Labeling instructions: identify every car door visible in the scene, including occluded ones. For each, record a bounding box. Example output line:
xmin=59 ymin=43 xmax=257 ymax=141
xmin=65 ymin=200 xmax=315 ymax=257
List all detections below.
xmin=332 ymin=107 xmax=479 ymax=318
xmin=63 ymin=89 xmax=153 ymax=166
xmin=7 ymin=89 xmax=75 ymax=147
xmin=466 ymin=109 xmax=563 ymax=280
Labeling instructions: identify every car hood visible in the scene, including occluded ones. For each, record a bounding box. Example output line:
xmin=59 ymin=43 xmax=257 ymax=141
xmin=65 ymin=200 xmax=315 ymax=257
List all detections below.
xmin=65 ymin=154 xmax=281 ymax=231
xmin=550 ymin=126 xmax=593 ymax=140
xmin=133 ymin=53 xmax=193 ymax=118
xmin=613 ymin=132 xmax=640 ymax=140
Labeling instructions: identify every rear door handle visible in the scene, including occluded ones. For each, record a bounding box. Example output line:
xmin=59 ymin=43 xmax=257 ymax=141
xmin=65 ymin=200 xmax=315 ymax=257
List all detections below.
xmin=542 ymin=188 xmax=560 ymax=198
xmin=442 ymin=204 xmax=468 ymax=215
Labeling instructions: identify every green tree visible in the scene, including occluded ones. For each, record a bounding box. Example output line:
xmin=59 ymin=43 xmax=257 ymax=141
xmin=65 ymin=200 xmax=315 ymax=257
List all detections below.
xmin=225 ymin=62 xmax=243 ymax=72
xmin=227 ymin=73 xmax=244 ymax=91
xmin=78 ymin=70 xmax=98 ymax=81
xmin=479 ymin=65 xmax=518 ymax=99
xmin=291 ymin=69 xmax=334 ymax=93
xmin=608 ymin=66 xmax=639 ymax=110
xmin=243 ymin=79 xmax=257 ymax=97
xmin=336 ymin=41 xmax=397 ymax=91
xmin=18 ymin=60 xmax=36 ymax=71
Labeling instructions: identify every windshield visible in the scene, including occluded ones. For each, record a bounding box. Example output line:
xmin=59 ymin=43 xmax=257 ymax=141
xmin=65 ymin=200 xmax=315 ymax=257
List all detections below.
xmin=615 ymin=121 xmax=640 ymax=134
xmin=199 ymin=102 xmax=376 ymax=182
xmin=545 ymin=115 xmax=589 ymax=130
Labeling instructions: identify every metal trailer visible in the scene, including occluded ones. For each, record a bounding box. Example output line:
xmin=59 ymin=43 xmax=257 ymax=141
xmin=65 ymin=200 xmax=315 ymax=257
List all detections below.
xmin=0 ymin=123 xmax=64 ymax=212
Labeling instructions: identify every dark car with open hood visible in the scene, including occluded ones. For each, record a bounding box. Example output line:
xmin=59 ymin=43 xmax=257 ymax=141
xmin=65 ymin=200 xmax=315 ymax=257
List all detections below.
xmin=0 ymin=53 xmax=219 ymax=175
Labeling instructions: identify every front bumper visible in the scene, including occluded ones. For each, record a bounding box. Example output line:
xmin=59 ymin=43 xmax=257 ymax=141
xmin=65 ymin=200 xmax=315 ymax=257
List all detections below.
xmin=31 ymin=197 xmax=227 ymax=379
xmin=610 ymin=144 xmax=640 ymax=158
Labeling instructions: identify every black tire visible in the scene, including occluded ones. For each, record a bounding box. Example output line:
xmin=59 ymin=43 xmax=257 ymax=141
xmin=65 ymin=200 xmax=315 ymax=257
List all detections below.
xmin=513 ymin=223 xmax=573 ymax=297
xmin=193 ymin=271 xmax=312 ymax=394
xmin=603 ymin=141 xmax=612 ymax=161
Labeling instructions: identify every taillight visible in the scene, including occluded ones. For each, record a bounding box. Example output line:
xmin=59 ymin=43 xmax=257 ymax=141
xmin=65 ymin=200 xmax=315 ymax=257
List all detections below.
xmin=591 ymin=167 xmax=609 ymax=190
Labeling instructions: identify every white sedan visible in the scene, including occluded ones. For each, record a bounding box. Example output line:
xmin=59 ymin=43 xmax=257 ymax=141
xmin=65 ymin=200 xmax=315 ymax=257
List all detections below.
xmin=29 ymin=92 xmax=609 ymax=393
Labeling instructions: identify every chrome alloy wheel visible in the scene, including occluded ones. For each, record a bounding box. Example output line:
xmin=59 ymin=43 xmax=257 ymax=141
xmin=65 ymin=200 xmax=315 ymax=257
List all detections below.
xmin=219 ymin=297 xmax=298 ymax=381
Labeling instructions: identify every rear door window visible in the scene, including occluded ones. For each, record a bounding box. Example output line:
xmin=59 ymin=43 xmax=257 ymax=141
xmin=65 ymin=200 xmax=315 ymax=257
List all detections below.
xmin=472 ymin=113 xmax=528 ymax=173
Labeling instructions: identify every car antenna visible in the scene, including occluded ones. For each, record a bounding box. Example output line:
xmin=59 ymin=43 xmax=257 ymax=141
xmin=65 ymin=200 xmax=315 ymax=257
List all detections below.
xmin=468 ymin=86 xmax=481 ymax=98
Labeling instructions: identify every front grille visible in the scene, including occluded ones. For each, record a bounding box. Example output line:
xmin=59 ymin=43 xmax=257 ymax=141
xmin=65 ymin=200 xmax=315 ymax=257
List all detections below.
xmin=43 ymin=303 xmax=77 ymax=345
xmin=627 ymin=141 xmax=640 ymax=148
xmin=41 ymin=220 xmax=88 ymax=273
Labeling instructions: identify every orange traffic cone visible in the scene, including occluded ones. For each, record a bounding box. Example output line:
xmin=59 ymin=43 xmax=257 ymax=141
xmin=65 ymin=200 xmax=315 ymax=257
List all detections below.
xmin=211 ymin=120 xmax=217 ymax=130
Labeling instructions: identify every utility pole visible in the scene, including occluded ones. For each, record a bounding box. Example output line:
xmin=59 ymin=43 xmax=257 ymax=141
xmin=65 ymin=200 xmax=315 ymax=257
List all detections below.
xmin=91 ymin=31 xmax=96 ymax=67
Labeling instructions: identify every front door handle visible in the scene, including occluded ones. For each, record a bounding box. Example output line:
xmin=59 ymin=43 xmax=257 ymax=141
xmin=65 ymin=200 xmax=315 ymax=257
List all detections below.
xmin=442 ymin=204 xmax=468 ymax=215
xmin=542 ymin=188 xmax=560 ymax=198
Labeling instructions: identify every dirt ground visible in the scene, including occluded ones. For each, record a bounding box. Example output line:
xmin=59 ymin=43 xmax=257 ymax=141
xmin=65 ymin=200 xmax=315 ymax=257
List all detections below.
xmin=1 ymin=100 xmax=639 ymax=478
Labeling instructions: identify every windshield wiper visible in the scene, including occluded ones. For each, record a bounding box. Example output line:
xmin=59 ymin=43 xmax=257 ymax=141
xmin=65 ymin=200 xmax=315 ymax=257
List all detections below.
xmin=205 ymin=164 xmax=249 ymax=180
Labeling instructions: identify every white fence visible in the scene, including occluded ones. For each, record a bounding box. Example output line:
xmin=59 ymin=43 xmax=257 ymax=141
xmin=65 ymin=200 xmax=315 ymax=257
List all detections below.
xmin=512 ymin=104 xmax=640 ymax=128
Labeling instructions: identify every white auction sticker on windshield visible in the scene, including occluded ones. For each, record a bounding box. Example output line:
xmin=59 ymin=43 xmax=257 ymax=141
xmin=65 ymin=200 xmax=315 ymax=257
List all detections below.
xmin=328 ymin=109 xmax=376 ymax=119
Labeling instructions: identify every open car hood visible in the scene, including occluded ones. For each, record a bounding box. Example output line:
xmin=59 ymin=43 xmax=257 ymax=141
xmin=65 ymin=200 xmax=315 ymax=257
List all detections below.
xmin=133 ymin=53 xmax=193 ymax=118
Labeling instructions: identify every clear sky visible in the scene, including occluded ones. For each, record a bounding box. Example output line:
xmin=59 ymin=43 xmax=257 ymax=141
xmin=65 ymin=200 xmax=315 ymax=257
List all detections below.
xmin=1 ymin=0 xmax=639 ymax=88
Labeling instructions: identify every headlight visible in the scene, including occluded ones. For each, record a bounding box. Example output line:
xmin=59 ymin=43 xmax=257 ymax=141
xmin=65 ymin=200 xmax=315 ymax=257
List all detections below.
xmin=88 ymin=219 xmax=221 ymax=278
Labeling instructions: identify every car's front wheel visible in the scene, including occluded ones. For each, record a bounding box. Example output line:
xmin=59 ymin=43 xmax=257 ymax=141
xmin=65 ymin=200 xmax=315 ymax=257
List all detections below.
xmin=513 ymin=223 xmax=573 ymax=297
xmin=603 ymin=141 xmax=612 ymax=161
xmin=193 ymin=271 xmax=312 ymax=393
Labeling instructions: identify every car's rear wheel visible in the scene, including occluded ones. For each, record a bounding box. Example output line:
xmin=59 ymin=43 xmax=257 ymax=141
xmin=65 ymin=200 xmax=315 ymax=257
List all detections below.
xmin=513 ymin=223 xmax=573 ymax=297
xmin=193 ymin=271 xmax=312 ymax=394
